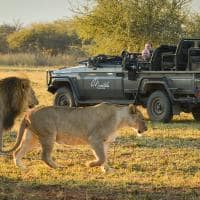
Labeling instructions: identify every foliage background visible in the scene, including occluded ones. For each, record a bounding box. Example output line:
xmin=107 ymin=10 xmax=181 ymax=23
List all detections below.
xmin=0 ymin=0 xmax=199 ymax=66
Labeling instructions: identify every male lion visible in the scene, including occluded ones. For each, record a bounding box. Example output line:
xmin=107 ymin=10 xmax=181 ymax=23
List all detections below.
xmin=0 ymin=76 xmax=39 ymax=154
xmin=5 ymin=103 xmax=147 ymax=172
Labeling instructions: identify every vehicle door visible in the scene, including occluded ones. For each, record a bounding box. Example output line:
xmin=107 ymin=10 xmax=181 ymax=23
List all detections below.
xmin=80 ymin=64 xmax=125 ymax=99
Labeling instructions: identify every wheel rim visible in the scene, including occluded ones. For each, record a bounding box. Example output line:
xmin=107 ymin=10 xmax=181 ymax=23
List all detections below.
xmin=58 ymin=94 xmax=70 ymax=106
xmin=152 ymin=97 xmax=164 ymax=116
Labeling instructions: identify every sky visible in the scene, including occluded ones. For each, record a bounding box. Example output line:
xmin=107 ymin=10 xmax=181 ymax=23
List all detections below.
xmin=0 ymin=0 xmax=199 ymax=25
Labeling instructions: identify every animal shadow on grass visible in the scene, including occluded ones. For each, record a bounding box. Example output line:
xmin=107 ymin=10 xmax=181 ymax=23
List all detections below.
xmin=0 ymin=176 xmax=200 ymax=200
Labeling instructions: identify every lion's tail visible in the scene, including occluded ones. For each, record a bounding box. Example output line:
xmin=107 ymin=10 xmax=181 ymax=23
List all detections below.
xmin=0 ymin=117 xmax=28 ymax=154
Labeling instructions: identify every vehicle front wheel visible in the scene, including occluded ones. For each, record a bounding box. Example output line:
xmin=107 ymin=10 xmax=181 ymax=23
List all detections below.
xmin=192 ymin=108 xmax=200 ymax=121
xmin=54 ymin=87 xmax=75 ymax=107
xmin=147 ymin=90 xmax=173 ymax=123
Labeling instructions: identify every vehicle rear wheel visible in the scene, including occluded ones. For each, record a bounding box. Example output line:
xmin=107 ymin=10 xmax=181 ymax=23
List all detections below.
xmin=192 ymin=108 xmax=200 ymax=121
xmin=54 ymin=87 xmax=75 ymax=107
xmin=147 ymin=90 xmax=173 ymax=123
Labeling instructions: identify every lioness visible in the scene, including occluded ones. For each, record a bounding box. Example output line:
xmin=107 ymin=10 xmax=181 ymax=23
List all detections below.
xmin=6 ymin=103 xmax=147 ymax=172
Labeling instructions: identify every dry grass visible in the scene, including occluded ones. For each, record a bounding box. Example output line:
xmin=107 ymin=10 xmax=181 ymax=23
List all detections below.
xmin=0 ymin=52 xmax=85 ymax=67
xmin=0 ymin=66 xmax=200 ymax=200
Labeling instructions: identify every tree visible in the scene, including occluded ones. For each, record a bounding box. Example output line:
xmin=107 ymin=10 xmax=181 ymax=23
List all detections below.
xmin=0 ymin=24 xmax=19 ymax=53
xmin=185 ymin=13 xmax=200 ymax=38
xmin=7 ymin=21 xmax=81 ymax=55
xmin=73 ymin=0 xmax=191 ymax=55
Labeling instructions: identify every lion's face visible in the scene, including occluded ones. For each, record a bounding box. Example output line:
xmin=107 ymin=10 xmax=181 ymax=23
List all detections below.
xmin=26 ymin=87 xmax=39 ymax=109
xmin=128 ymin=104 xmax=147 ymax=135
xmin=18 ymin=79 xmax=39 ymax=111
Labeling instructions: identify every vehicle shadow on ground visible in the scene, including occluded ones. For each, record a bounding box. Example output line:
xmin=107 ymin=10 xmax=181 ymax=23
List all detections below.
xmin=117 ymin=135 xmax=200 ymax=149
xmin=0 ymin=176 xmax=200 ymax=200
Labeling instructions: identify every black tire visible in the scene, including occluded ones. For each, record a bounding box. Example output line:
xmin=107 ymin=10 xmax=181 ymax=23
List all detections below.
xmin=147 ymin=90 xmax=173 ymax=123
xmin=192 ymin=108 xmax=200 ymax=121
xmin=54 ymin=87 xmax=75 ymax=107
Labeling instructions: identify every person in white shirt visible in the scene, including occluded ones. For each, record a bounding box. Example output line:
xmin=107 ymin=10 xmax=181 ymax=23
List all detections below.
xmin=142 ymin=42 xmax=153 ymax=61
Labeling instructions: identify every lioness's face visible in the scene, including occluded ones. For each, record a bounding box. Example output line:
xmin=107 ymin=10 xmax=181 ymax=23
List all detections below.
xmin=27 ymin=87 xmax=39 ymax=108
xmin=128 ymin=105 xmax=147 ymax=135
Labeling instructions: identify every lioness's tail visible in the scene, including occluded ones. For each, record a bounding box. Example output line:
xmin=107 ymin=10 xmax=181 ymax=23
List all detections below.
xmin=0 ymin=117 xmax=28 ymax=154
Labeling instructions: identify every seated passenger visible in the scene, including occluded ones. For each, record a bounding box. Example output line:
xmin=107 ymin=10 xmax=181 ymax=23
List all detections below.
xmin=142 ymin=42 xmax=153 ymax=61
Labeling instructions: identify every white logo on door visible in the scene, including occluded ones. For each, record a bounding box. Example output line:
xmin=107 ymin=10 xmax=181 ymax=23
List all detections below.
xmin=90 ymin=78 xmax=110 ymax=89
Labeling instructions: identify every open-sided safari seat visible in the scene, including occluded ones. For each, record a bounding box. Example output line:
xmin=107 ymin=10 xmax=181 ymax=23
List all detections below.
xmin=138 ymin=45 xmax=177 ymax=71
